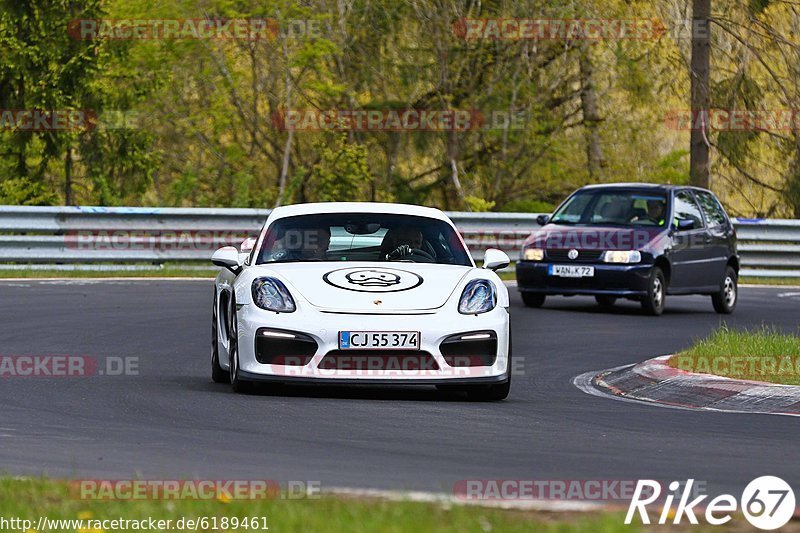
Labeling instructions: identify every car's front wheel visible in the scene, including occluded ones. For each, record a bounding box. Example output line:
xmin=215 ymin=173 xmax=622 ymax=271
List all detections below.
xmin=466 ymin=380 xmax=510 ymax=401
xmin=211 ymin=289 xmax=229 ymax=383
xmin=641 ymin=267 xmax=666 ymax=316
xmin=521 ymin=292 xmax=546 ymax=308
xmin=466 ymin=326 xmax=511 ymax=401
xmin=711 ymin=266 xmax=737 ymax=314
xmin=228 ymin=295 xmax=252 ymax=393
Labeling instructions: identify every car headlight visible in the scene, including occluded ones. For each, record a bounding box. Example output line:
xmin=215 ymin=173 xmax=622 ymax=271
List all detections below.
xmin=602 ymin=250 xmax=642 ymax=264
xmin=522 ymin=247 xmax=544 ymax=261
xmin=252 ymin=277 xmax=296 ymax=312
xmin=458 ymin=279 xmax=497 ymax=315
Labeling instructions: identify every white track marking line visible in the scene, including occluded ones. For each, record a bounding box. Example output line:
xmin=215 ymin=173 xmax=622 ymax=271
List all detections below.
xmin=325 ymin=486 xmax=603 ymax=512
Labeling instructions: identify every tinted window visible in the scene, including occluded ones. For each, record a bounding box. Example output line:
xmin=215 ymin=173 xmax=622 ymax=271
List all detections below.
xmin=256 ymin=213 xmax=471 ymax=266
xmin=674 ymin=191 xmax=705 ymax=229
xmin=695 ymin=191 xmax=727 ymax=227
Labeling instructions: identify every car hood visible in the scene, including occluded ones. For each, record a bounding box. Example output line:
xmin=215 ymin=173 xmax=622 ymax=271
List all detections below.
xmin=256 ymin=262 xmax=474 ymax=313
xmin=524 ymin=224 xmax=663 ymax=250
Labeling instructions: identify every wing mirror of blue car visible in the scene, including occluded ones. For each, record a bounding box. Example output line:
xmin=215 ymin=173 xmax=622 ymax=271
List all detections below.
xmin=212 ymin=246 xmax=242 ymax=274
xmin=483 ymin=248 xmax=510 ymax=271
xmin=674 ymin=218 xmax=696 ymax=231
xmin=536 ymin=214 xmax=550 ymax=226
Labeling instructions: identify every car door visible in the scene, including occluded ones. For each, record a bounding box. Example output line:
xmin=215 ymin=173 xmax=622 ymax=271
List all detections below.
xmin=694 ymin=190 xmax=732 ymax=285
xmin=669 ymin=190 xmax=712 ymax=290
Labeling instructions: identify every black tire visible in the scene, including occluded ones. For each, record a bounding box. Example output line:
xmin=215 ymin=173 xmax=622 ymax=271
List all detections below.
xmin=711 ymin=266 xmax=737 ymax=314
xmin=641 ymin=267 xmax=666 ymax=316
xmin=211 ymin=289 xmax=229 ymax=383
xmin=521 ymin=292 xmax=546 ymax=308
xmin=466 ymin=381 xmax=510 ymax=401
xmin=595 ymin=295 xmax=617 ymax=308
xmin=466 ymin=326 xmax=512 ymax=402
xmin=228 ymin=294 xmax=252 ymax=393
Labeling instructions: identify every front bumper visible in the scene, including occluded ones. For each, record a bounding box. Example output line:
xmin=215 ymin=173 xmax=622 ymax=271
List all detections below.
xmin=516 ymin=261 xmax=653 ymax=297
xmin=231 ymin=303 xmax=510 ymax=383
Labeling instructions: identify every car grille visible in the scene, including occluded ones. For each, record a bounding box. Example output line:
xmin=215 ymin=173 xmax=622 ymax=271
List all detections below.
xmin=546 ymin=249 xmax=603 ymax=263
xmin=319 ymin=350 xmax=439 ymax=371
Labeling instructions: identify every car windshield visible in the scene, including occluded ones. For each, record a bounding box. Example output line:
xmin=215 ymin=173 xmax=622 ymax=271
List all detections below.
xmin=256 ymin=213 xmax=472 ymax=266
xmin=550 ymin=189 xmax=669 ymax=227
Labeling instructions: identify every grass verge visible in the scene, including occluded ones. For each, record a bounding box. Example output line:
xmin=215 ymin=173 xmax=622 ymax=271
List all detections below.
xmin=0 ymin=477 xmax=636 ymax=533
xmin=668 ymin=326 xmax=800 ymax=385
xmin=0 ymin=265 xmax=216 ymax=279
xmin=0 ymin=266 xmax=797 ymax=287
xmin=738 ymin=276 xmax=800 ymax=286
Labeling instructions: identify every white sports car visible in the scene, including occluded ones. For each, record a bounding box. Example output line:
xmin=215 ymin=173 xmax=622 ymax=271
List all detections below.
xmin=210 ymin=202 xmax=512 ymax=400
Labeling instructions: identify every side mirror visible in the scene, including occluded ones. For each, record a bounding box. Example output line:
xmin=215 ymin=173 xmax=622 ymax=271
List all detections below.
xmin=212 ymin=246 xmax=241 ymax=273
xmin=536 ymin=214 xmax=550 ymax=226
xmin=239 ymin=237 xmax=256 ymax=265
xmin=675 ymin=218 xmax=696 ymax=231
xmin=483 ymin=248 xmax=510 ymax=271
xmin=240 ymin=237 xmax=256 ymax=253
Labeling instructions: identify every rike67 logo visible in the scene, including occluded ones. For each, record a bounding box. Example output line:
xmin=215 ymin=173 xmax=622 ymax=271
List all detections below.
xmin=626 ymin=476 xmax=795 ymax=530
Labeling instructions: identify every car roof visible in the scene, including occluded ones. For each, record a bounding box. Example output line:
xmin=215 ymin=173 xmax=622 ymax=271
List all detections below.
xmin=267 ymin=202 xmax=452 ymax=223
xmin=579 ymin=182 xmax=713 ymax=194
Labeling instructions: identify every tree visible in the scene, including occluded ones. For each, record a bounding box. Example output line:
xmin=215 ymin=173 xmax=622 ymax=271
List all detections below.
xmin=690 ymin=0 xmax=711 ymax=188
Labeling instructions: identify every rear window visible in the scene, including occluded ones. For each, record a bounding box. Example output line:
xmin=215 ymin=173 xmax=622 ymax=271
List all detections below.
xmin=695 ymin=191 xmax=728 ymax=227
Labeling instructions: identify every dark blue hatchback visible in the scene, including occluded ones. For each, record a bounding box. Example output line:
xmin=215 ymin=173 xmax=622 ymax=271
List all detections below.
xmin=516 ymin=183 xmax=739 ymax=315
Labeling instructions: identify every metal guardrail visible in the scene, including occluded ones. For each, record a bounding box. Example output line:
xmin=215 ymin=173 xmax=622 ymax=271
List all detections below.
xmin=0 ymin=206 xmax=797 ymax=277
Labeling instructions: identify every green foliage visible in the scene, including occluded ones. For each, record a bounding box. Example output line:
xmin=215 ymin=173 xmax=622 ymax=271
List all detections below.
xmin=500 ymin=199 xmax=556 ymax=214
xmin=645 ymin=150 xmax=690 ymax=185
xmin=0 ymin=0 xmax=794 ymax=216
xmin=307 ymin=134 xmax=373 ymax=203
xmin=0 ymin=177 xmax=56 ymax=205
xmin=464 ymin=196 xmax=496 ymax=212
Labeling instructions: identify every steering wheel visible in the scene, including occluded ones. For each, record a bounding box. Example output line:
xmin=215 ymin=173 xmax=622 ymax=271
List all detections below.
xmin=387 ymin=245 xmax=435 ymax=262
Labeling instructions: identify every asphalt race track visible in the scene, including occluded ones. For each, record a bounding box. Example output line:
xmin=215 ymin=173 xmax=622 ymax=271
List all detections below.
xmin=0 ymin=279 xmax=798 ymax=497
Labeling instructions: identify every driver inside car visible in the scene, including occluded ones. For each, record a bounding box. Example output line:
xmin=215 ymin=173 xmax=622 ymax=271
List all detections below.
xmin=630 ymin=199 xmax=667 ymax=226
xmin=381 ymin=226 xmax=424 ymax=260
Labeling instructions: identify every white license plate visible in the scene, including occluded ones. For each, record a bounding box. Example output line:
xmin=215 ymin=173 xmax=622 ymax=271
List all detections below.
xmin=339 ymin=331 xmax=420 ymax=350
xmin=549 ymin=265 xmax=595 ymax=278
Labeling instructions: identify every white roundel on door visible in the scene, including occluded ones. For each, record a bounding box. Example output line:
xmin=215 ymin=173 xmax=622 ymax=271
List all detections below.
xmin=323 ymin=267 xmax=423 ymax=293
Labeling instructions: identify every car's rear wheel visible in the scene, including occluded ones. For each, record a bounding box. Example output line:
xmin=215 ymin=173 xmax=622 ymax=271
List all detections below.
xmin=595 ymin=295 xmax=617 ymax=308
xmin=641 ymin=267 xmax=666 ymax=316
xmin=521 ymin=292 xmax=546 ymax=308
xmin=711 ymin=266 xmax=737 ymax=314
xmin=228 ymin=295 xmax=252 ymax=393
xmin=211 ymin=289 xmax=229 ymax=383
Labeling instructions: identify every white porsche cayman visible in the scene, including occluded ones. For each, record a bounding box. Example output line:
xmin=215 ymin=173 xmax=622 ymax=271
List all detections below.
xmin=210 ymin=202 xmax=512 ymax=400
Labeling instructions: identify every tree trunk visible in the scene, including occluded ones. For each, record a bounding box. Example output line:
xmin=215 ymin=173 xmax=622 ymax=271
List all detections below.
xmin=579 ymin=42 xmax=604 ymax=181
xmin=64 ymin=145 xmax=73 ymax=206
xmin=690 ymin=0 xmax=711 ymax=188
xmin=275 ymin=37 xmax=293 ymax=207
xmin=787 ymin=133 xmax=800 ymax=218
